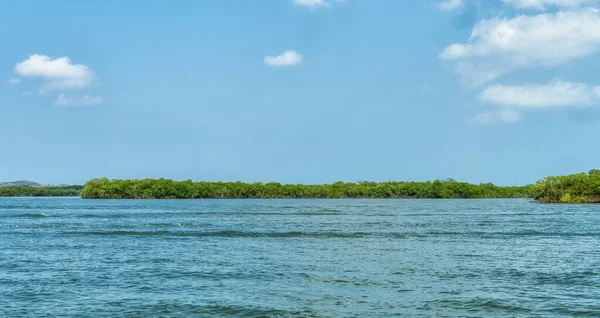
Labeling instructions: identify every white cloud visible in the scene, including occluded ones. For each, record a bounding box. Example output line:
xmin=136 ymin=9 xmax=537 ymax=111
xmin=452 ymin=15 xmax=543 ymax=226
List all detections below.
xmin=54 ymin=93 xmax=103 ymax=106
xmin=470 ymin=108 xmax=522 ymax=124
xmin=440 ymin=9 xmax=600 ymax=86
xmin=293 ymin=0 xmax=346 ymax=8
xmin=7 ymin=78 xmax=20 ymax=85
xmin=293 ymin=0 xmax=329 ymax=9
xmin=14 ymin=54 xmax=95 ymax=90
xmin=264 ymin=50 xmax=303 ymax=67
xmin=439 ymin=0 xmax=464 ymax=11
xmin=480 ymin=80 xmax=600 ymax=108
xmin=503 ymin=0 xmax=599 ymax=10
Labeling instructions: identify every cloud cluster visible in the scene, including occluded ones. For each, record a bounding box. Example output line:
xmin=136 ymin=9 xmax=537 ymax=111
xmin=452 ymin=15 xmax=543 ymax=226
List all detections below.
xmin=10 ymin=54 xmax=102 ymax=106
xmin=440 ymin=1 xmax=600 ymax=123
xmin=441 ymin=9 xmax=600 ymax=87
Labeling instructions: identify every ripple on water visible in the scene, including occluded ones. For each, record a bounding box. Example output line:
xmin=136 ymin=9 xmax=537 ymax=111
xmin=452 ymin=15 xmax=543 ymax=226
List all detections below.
xmin=11 ymin=213 xmax=56 ymax=218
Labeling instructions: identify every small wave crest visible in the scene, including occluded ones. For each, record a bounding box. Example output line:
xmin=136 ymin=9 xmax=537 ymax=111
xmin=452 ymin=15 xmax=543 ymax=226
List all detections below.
xmin=12 ymin=213 xmax=56 ymax=218
xmin=432 ymin=298 xmax=533 ymax=313
xmin=61 ymin=230 xmax=377 ymax=239
xmin=115 ymin=304 xmax=316 ymax=317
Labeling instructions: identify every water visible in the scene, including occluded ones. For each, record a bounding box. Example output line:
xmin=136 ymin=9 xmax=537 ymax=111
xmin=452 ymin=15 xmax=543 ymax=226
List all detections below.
xmin=1 ymin=198 xmax=599 ymax=317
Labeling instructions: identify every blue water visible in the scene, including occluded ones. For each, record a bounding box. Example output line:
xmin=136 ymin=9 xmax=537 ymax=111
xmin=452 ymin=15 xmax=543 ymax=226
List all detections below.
xmin=1 ymin=198 xmax=599 ymax=317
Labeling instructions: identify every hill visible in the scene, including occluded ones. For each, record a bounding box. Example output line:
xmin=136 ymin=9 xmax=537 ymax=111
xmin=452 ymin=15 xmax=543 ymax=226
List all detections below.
xmin=0 ymin=181 xmax=45 ymax=187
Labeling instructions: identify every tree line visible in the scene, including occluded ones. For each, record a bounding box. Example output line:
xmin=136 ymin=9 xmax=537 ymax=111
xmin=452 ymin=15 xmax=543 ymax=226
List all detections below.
xmin=0 ymin=185 xmax=83 ymax=197
xmin=532 ymin=169 xmax=600 ymax=203
xmin=80 ymin=177 xmax=532 ymax=199
xmin=5 ymin=170 xmax=600 ymax=202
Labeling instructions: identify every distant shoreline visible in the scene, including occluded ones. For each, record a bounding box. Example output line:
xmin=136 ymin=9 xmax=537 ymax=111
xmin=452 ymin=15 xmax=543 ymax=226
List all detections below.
xmin=2 ymin=170 xmax=598 ymax=203
xmin=0 ymin=185 xmax=82 ymax=198
xmin=79 ymin=178 xmax=532 ymax=200
xmin=0 ymin=196 xmax=534 ymax=200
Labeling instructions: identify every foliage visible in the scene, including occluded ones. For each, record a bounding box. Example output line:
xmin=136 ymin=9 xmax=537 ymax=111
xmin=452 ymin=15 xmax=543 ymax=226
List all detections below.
xmin=80 ymin=178 xmax=532 ymax=199
xmin=533 ymin=170 xmax=600 ymax=203
xmin=0 ymin=185 xmax=83 ymax=197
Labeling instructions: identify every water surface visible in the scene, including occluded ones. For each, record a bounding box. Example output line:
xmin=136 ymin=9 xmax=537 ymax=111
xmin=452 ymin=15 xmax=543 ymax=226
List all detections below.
xmin=1 ymin=198 xmax=599 ymax=317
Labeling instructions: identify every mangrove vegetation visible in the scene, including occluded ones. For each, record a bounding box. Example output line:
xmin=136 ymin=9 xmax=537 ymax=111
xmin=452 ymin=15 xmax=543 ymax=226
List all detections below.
xmin=80 ymin=177 xmax=532 ymax=199
xmin=0 ymin=185 xmax=83 ymax=197
xmin=5 ymin=170 xmax=598 ymax=202
xmin=532 ymin=170 xmax=600 ymax=203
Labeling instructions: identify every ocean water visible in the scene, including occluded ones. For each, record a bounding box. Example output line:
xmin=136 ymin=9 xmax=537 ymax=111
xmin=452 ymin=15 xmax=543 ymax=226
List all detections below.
xmin=1 ymin=198 xmax=599 ymax=317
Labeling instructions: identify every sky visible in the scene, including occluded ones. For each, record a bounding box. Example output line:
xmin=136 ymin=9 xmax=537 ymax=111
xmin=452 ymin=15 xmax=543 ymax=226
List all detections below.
xmin=1 ymin=0 xmax=600 ymax=186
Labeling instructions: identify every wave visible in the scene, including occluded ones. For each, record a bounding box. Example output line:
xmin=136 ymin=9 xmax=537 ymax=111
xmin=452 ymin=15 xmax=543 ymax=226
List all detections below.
xmin=51 ymin=228 xmax=600 ymax=239
xmin=433 ymin=297 xmax=600 ymax=316
xmin=113 ymin=304 xmax=317 ymax=317
xmin=422 ymin=230 xmax=600 ymax=238
xmin=12 ymin=213 xmax=56 ymax=218
xmin=491 ymin=269 xmax=600 ymax=286
xmin=175 ymin=210 xmax=346 ymax=216
xmin=432 ymin=298 xmax=533 ymax=313
xmin=0 ymin=205 xmax=35 ymax=210
xmin=61 ymin=230 xmax=380 ymax=239
xmin=81 ymin=214 xmax=125 ymax=218
xmin=76 ymin=211 xmax=347 ymax=218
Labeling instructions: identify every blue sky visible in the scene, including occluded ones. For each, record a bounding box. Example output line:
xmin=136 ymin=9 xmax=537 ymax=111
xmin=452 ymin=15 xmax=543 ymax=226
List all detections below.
xmin=1 ymin=0 xmax=599 ymax=185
